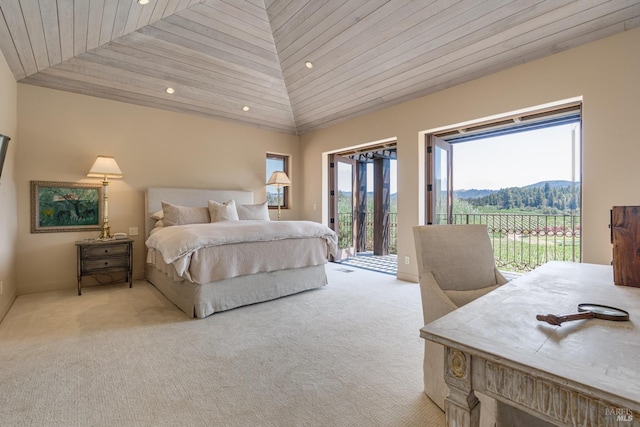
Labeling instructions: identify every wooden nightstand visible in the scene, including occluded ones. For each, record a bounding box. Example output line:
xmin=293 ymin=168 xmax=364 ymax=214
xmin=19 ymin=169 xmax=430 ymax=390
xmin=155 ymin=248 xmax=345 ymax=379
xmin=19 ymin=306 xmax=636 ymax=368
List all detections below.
xmin=75 ymin=238 xmax=133 ymax=295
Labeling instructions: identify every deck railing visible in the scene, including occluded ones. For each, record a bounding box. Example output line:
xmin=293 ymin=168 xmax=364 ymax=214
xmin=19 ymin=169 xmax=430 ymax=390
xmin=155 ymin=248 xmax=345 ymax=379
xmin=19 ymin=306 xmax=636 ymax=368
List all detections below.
xmin=337 ymin=212 xmax=397 ymax=254
xmin=338 ymin=211 xmax=580 ymax=272
xmin=451 ymin=213 xmax=581 ymax=272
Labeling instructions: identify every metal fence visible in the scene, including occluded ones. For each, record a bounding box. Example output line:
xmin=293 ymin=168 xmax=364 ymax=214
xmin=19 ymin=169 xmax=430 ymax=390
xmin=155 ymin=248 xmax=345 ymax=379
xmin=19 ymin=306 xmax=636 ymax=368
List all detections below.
xmin=338 ymin=211 xmax=580 ymax=272
xmin=337 ymin=212 xmax=397 ymax=254
xmin=452 ymin=213 xmax=581 ymax=272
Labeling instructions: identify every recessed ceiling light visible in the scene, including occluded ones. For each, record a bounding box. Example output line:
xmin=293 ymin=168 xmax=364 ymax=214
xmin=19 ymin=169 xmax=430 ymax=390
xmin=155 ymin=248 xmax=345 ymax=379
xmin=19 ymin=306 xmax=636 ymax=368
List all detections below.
xmin=165 ymin=87 xmax=175 ymax=94
xmin=242 ymin=106 xmax=250 ymax=112
xmin=305 ymin=61 xmax=313 ymax=69
xmin=138 ymin=0 xmax=149 ymax=5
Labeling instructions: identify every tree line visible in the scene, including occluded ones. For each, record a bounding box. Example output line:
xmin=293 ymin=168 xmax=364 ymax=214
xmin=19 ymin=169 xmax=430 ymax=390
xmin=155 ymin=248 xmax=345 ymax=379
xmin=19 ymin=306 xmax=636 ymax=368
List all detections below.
xmin=463 ymin=182 xmax=580 ymax=213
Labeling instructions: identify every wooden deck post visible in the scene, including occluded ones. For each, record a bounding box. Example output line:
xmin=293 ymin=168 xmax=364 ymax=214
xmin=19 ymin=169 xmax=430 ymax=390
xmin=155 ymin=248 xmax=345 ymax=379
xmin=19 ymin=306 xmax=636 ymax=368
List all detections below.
xmin=374 ymin=157 xmax=390 ymax=255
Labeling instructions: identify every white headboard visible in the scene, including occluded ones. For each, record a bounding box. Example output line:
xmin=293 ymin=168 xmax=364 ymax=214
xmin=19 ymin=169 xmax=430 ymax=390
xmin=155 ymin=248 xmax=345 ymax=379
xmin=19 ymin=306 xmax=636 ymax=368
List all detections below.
xmin=145 ymin=187 xmax=254 ymax=237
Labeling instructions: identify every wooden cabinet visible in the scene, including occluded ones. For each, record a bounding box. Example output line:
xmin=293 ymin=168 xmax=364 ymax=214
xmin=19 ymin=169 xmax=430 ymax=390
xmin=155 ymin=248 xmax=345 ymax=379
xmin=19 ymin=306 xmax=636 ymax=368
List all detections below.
xmin=76 ymin=239 xmax=133 ymax=295
xmin=611 ymin=206 xmax=640 ymax=287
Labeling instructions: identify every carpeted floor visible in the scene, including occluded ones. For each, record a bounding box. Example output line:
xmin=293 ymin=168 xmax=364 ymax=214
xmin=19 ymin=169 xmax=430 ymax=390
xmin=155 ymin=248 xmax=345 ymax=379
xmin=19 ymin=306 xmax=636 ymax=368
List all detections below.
xmin=0 ymin=265 xmax=444 ymax=427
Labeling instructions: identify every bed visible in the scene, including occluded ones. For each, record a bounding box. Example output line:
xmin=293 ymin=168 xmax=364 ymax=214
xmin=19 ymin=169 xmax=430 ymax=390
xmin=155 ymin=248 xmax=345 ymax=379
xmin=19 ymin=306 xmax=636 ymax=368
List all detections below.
xmin=144 ymin=187 xmax=337 ymax=318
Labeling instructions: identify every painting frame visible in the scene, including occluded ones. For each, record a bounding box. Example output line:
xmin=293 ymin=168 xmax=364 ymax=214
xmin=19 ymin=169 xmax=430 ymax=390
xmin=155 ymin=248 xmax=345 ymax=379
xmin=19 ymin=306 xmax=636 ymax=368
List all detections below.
xmin=30 ymin=181 xmax=103 ymax=233
xmin=0 ymin=134 xmax=10 ymax=181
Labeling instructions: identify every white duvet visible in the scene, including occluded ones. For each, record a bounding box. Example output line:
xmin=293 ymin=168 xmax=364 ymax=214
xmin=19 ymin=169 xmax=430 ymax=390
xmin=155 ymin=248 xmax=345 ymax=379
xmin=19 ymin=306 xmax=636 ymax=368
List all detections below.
xmin=146 ymin=220 xmax=338 ymax=283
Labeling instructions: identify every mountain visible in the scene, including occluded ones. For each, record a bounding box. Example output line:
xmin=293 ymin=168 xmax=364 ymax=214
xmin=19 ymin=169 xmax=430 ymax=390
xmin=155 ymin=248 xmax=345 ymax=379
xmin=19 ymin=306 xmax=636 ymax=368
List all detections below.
xmin=346 ymin=181 xmax=578 ymax=201
xmin=523 ymin=180 xmax=578 ymax=189
xmin=455 ymin=180 xmax=579 ymax=200
xmin=453 ymin=189 xmax=496 ymax=199
xmin=460 ymin=180 xmax=581 ymax=211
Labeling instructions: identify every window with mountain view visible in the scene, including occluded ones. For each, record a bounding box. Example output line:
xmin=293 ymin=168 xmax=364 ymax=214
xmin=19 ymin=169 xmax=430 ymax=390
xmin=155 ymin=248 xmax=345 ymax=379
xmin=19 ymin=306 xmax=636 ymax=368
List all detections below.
xmin=430 ymin=103 xmax=582 ymax=272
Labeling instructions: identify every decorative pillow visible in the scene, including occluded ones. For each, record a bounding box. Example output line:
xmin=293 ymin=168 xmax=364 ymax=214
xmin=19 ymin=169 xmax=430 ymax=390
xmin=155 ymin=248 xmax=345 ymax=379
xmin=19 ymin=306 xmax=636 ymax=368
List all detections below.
xmin=208 ymin=199 xmax=239 ymax=222
xmin=236 ymin=201 xmax=270 ymax=221
xmin=150 ymin=209 xmax=164 ymax=220
xmin=161 ymin=202 xmax=210 ymax=226
xmin=154 ymin=219 xmax=164 ymax=228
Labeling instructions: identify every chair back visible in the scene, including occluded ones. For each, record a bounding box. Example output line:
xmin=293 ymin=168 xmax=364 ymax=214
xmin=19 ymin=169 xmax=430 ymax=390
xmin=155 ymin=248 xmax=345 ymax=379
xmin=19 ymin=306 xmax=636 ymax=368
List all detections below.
xmin=413 ymin=224 xmax=499 ymax=292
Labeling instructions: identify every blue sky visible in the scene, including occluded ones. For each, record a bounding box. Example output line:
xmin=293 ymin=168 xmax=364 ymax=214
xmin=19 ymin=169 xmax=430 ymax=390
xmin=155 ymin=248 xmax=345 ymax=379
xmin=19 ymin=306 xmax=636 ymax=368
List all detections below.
xmin=453 ymin=122 xmax=581 ymax=190
xmin=339 ymin=121 xmax=580 ymax=194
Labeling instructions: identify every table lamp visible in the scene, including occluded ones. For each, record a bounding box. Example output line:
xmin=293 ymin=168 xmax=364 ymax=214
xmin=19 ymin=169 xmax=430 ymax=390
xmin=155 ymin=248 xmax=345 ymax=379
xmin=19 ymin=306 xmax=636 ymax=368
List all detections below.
xmin=87 ymin=155 xmax=123 ymax=239
xmin=266 ymin=171 xmax=291 ymax=220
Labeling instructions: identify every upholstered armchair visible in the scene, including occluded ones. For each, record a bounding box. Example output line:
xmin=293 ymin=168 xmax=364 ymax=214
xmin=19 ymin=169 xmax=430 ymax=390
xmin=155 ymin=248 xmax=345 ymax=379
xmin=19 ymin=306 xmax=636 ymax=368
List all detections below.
xmin=412 ymin=224 xmax=508 ymax=410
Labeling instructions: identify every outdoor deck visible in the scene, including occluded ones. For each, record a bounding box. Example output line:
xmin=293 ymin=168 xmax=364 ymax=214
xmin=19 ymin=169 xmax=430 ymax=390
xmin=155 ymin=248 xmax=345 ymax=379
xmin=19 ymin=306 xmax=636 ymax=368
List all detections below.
xmin=334 ymin=252 xmax=398 ymax=275
xmin=337 ymin=212 xmax=581 ymax=274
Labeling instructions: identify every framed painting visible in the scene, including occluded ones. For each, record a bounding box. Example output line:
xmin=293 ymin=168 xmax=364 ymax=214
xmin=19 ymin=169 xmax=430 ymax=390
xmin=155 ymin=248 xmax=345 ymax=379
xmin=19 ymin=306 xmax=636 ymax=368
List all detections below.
xmin=0 ymin=134 xmax=9 ymax=181
xmin=30 ymin=181 xmax=103 ymax=233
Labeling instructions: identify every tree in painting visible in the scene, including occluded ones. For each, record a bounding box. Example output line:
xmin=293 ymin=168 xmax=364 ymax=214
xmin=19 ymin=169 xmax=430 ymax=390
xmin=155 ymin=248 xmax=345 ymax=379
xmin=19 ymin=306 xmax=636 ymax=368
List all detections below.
xmin=38 ymin=186 xmax=100 ymax=227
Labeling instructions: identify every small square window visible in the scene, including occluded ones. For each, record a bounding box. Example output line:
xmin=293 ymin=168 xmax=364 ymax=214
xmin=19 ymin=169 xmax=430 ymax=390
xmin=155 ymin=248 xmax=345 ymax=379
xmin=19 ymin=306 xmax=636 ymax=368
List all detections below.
xmin=266 ymin=154 xmax=290 ymax=209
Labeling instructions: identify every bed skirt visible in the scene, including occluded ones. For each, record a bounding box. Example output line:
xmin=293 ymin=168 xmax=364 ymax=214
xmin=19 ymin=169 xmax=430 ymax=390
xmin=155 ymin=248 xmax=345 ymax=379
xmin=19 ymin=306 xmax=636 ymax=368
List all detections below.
xmin=146 ymin=264 xmax=328 ymax=318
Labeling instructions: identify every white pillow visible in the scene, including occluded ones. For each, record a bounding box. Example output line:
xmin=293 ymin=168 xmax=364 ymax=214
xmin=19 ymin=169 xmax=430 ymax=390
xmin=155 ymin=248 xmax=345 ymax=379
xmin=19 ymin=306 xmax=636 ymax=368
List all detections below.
xmin=161 ymin=202 xmax=210 ymax=226
xmin=208 ymin=200 xmax=239 ymax=222
xmin=150 ymin=209 xmax=164 ymax=220
xmin=236 ymin=201 xmax=270 ymax=221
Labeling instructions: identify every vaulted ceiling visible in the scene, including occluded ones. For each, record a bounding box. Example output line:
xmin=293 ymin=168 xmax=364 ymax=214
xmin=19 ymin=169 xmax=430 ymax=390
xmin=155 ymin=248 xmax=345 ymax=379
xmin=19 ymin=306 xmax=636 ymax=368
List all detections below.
xmin=1 ymin=1 xmax=639 ymax=135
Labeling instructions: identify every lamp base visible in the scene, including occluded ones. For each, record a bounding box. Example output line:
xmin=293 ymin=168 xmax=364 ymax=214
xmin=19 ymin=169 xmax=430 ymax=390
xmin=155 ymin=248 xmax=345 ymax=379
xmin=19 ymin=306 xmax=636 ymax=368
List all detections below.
xmin=277 ymin=188 xmax=282 ymax=220
xmin=97 ymin=224 xmax=112 ymax=240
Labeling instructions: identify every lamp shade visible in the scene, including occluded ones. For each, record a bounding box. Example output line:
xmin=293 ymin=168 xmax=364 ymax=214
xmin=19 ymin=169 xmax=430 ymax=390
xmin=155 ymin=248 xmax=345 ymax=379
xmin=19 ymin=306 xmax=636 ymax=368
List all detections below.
xmin=266 ymin=171 xmax=291 ymax=186
xmin=87 ymin=155 xmax=123 ymax=179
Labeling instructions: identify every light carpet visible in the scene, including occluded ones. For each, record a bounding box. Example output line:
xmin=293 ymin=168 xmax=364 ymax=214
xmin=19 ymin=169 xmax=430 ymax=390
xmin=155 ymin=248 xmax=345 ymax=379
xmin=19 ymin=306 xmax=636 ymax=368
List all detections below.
xmin=0 ymin=265 xmax=444 ymax=427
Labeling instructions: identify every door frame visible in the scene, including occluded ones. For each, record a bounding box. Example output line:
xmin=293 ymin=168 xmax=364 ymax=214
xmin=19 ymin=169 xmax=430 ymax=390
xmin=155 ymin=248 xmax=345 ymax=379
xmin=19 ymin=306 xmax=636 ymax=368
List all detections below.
xmin=426 ymin=134 xmax=453 ymax=225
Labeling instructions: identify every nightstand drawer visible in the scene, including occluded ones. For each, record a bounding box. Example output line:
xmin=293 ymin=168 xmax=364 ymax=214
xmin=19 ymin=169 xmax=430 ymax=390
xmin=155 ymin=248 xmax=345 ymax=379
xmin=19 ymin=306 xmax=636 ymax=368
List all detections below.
xmin=82 ymin=257 xmax=129 ymax=273
xmin=82 ymin=244 xmax=129 ymax=258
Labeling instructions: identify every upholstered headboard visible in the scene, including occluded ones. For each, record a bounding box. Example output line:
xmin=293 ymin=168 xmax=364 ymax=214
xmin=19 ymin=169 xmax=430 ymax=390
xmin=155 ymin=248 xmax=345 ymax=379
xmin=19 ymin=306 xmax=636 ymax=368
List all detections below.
xmin=144 ymin=187 xmax=254 ymax=238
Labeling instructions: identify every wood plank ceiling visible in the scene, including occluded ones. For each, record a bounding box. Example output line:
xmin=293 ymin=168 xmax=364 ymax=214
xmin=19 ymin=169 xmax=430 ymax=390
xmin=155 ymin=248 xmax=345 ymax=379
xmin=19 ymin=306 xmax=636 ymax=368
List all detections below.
xmin=1 ymin=0 xmax=639 ymax=135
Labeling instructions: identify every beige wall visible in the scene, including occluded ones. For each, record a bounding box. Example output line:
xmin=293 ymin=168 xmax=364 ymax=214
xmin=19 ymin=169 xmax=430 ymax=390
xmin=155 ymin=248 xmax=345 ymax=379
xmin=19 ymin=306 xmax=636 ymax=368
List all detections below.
xmin=16 ymin=86 xmax=299 ymax=294
xmin=0 ymin=50 xmax=18 ymax=320
xmin=300 ymin=28 xmax=640 ymax=282
xmin=9 ymin=27 xmax=640 ymax=296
